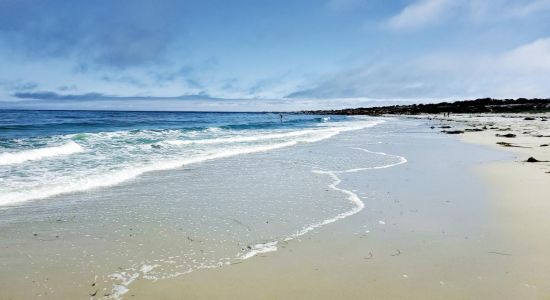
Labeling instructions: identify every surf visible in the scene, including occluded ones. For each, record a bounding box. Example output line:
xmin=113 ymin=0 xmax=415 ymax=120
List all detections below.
xmin=0 ymin=141 xmax=84 ymax=165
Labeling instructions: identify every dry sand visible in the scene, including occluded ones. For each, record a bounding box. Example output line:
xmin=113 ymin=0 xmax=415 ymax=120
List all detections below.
xmin=435 ymin=113 xmax=550 ymax=299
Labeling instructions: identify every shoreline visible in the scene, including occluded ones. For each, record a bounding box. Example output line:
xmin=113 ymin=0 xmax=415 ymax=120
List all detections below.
xmin=128 ymin=115 xmax=550 ymax=299
xmin=1 ymin=115 xmax=549 ymax=299
xmin=117 ymin=118 xmax=537 ymax=299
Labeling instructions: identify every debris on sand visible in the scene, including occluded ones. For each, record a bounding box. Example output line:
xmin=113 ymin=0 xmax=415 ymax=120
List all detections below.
xmin=364 ymin=252 xmax=374 ymax=260
xmin=496 ymin=142 xmax=528 ymax=148
xmin=442 ymin=130 xmax=464 ymax=134
xmin=391 ymin=249 xmax=402 ymax=256
xmin=496 ymin=133 xmax=516 ymax=138
xmin=496 ymin=142 xmax=514 ymax=147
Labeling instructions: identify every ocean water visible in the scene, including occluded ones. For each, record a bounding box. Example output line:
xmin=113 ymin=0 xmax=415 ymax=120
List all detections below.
xmin=0 ymin=110 xmax=409 ymax=299
xmin=0 ymin=110 xmax=377 ymax=206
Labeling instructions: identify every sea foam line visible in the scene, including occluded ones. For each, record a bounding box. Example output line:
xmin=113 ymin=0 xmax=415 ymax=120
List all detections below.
xmin=164 ymin=129 xmax=320 ymax=145
xmin=287 ymin=147 xmax=407 ymax=239
xmin=0 ymin=141 xmax=84 ymax=165
xmin=238 ymin=146 xmax=407 ymax=259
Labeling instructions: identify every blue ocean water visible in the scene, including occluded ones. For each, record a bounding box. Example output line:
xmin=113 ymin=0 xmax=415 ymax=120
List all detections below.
xmin=0 ymin=110 xmax=376 ymax=206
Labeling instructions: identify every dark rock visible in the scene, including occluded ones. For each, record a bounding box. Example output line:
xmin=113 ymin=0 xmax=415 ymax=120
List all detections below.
xmin=541 ymin=144 xmax=549 ymax=147
xmin=526 ymin=157 xmax=540 ymax=162
xmin=496 ymin=133 xmax=516 ymax=138
xmin=440 ymin=125 xmax=452 ymax=128
xmin=465 ymin=128 xmax=483 ymax=132
xmin=442 ymin=130 xmax=464 ymax=134
xmin=524 ymin=117 xmax=535 ymax=120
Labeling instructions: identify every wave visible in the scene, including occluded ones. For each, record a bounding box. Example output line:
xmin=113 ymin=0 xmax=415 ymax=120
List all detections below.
xmin=0 ymin=141 xmax=297 ymax=206
xmin=219 ymin=117 xmax=326 ymax=130
xmin=0 ymin=120 xmax=383 ymax=207
xmin=164 ymin=129 xmax=319 ymax=145
xmin=166 ymin=120 xmax=384 ymax=146
xmin=0 ymin=141 xmax=84 ymax=165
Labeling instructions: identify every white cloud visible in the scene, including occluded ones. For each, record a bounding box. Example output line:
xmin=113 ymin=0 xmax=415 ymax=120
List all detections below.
xmin=386 ymin=0 xmax=455 ymax=30
xmin=500 ymin=37 xmax=550 ymax=71
xmin=386 ymin=0 xmax=550 ymax=30
xmin=287 ymin=37 xmax=550 ymax=100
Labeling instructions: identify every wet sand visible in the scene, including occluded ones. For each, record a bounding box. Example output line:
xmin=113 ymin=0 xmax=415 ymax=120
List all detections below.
xmin=126 ymin=118 xmax=550 ymax=299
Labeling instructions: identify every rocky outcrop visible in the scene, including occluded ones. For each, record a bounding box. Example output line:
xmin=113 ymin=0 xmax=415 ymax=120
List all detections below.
xmin=301 ymin=98 xmax=550 ymax=116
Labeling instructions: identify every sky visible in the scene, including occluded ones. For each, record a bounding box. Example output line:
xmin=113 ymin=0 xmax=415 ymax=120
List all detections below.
xmin=0 ymin=0 xmax=549 ymax=111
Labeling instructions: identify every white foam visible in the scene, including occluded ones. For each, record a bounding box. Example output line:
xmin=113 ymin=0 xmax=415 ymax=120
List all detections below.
xmin=0 ymin=141 xmax=83 ymax=165
xmin=283 ymin=147 xmax=407 ymax=243
xmin=239 ymin=241 xmax=278 ymax=260
xmin=334 ymin=147 xmax=408 ymax=173
xmin=284 ymin=170 xmax=364 ymax=240
xmin=165 ymin=129 xmax=319 ymax=145
xmin=164 ymin=120 xmax=385 ymax=146
xmin=139 ymin=264 xmax=159 ymax=274
xmin=0 ymin=141 xmax=300 ymax=206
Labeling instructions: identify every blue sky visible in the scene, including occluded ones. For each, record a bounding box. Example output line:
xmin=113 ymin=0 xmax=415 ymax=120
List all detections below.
xmin=0 ymin=0 xmax=549 ymax=111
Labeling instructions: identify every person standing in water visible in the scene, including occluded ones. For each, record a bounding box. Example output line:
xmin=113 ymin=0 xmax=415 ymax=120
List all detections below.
xmin=279 ymin=113 xmax=283 ymax=123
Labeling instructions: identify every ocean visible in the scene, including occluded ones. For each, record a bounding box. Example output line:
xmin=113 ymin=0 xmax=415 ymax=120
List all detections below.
xmin=0 ymin=110 xmax=408 ymax=299
xmin=0 ymin=110 xmax=381 ymax=206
